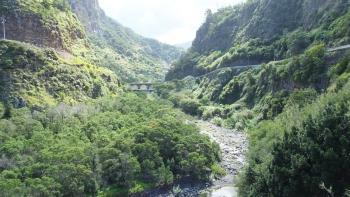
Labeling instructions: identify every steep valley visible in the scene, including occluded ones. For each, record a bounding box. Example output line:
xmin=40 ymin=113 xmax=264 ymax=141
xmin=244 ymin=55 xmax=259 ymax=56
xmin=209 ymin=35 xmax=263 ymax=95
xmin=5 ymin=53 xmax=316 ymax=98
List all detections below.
xmin=0 ymin=0 xmax=350 ymax=196
xmin=158 ymin=0 xmax=350 ymax=196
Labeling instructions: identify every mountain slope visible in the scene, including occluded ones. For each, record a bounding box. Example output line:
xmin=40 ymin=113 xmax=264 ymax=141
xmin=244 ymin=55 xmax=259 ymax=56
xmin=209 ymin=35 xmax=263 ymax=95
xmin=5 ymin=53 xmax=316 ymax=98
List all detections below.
xmin=166 ymin=0 xmax=349 ymax=80
xmin=0 ymin=40 xmax=121 ymax=107
xmin=1 ymin=0 xmax=86 ymax=50
xmin=0 ymin=0 xmax=123 ymax=107
xmin=70 ymin=0 xmax=183 ymax=82
xmin=70 ymin=0 xmax=181 ymax=64
xmin=1 ymin=0 xmax=182 ymax=82
xmin=159 ymin=0 xmax=350 ymax=196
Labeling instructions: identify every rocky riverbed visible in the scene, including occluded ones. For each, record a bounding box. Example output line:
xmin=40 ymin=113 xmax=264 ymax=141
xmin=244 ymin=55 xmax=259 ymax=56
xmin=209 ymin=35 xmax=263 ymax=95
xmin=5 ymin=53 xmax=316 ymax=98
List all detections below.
xmin=196 ymin=120 xmax=248 ymax=197
xmin=140 ymin=120 xmax=248 ymax=197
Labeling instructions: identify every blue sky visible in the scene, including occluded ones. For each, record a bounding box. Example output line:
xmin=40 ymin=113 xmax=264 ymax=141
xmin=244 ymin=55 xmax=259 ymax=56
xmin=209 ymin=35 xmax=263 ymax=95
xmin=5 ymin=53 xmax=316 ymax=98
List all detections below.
xmin=98 ymin=0 xmax=244 ymax=45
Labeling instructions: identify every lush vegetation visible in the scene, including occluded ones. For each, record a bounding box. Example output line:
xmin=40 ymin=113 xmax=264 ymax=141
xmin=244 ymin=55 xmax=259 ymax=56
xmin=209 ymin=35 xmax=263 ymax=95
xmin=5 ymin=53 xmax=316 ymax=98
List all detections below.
xmin=238 ymin=80 xmax=350 ymax=197
xmin=0 ymin=2 xmax=206 ymax=196
xmin=0 ymin=0 xmax=86 ymax=50
xmin=162 ymin=8 xmax=350 ymax=196
xmin=166 ymin=0 xmax=349 ymax=80
xmin=162 ymin=47 xmax=350 ymax=197
xmin=159 ymin=44 xmax=331 ymax=128
xmin=1 ymin=0 xmax=350 ymax=196
xmin=0 ymin=93 xmax=220 ymax=196
xmin=2 ymin=0 xmax=182 ymax=82
xmin=0 ymin=40 xmax=121 ymax=107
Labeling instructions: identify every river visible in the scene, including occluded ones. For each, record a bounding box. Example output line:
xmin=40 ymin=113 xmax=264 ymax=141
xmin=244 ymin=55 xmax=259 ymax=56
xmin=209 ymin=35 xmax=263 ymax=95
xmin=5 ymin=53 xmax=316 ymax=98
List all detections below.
xmin=140 ymin=120 xmax=248 ymax=197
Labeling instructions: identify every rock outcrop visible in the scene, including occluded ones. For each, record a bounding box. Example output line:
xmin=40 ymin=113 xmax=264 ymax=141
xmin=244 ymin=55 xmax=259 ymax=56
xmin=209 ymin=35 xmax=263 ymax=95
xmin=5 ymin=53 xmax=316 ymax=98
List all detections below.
xmin=0 ymin=0 xmax=182 ymax=82
xmin=166 ymin=0 xmax=349 ymax=81
xmin=1 ymin=0 xmax=85 ymax=50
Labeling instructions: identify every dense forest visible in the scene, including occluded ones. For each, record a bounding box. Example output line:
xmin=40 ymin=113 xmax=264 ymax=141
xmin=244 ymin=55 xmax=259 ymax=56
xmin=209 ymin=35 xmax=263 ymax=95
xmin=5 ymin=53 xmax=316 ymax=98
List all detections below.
xmin=0 ymin=0 xmax=350 ymax=196
xmin=0 ymin=94 xmax=220 ymax=196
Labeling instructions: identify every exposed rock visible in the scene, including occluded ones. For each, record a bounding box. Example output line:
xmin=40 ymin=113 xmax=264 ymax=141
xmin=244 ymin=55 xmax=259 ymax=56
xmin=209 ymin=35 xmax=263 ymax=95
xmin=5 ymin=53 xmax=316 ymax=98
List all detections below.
xmin=167 ymin=0 xmax=349 ymax=81
xmin=69 ymin=0 xmax=102 ymax=33
xmin=1 ymin=0 xmax=85 ymax=50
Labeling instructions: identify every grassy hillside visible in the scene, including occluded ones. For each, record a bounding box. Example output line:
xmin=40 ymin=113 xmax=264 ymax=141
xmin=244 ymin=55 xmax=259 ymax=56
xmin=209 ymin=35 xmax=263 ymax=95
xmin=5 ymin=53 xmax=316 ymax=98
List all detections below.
xmin=70 ymin=0 xmax=183 ymax=82
xmin=166 ymin=0 xmax=349 ymax=80
xmin=158 ymin=43 xmax=348 ymax=126
xmin=0 ymin=40 xmax=121 ymax=107
xmin=1 ymin=0 xmax=182 ymax=83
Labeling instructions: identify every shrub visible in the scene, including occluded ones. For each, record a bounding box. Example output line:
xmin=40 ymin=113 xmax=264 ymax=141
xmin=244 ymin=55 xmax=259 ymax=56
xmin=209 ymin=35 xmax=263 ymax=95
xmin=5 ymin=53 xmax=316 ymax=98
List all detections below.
xmin=287 ymin=29 xmax=310 ymax=56
xmin=211 ymin=164 xmax=226 ymax=179
xmin=179 ymin=99 xmax=202 ymax=116
xmin=0 ymin=94 xmax=220 ymax=196
xmin=239 ymin=82 xmax=350 ymax=197
xmin=129 ymin=183 xmax=144 ymax=194
xmin=211 ymin=117 xmax=223 ymax=126
xmin=201 ymin=106 xmax=222 ymax=120
xmin=224 ymin=110 xmax=254 ymax=130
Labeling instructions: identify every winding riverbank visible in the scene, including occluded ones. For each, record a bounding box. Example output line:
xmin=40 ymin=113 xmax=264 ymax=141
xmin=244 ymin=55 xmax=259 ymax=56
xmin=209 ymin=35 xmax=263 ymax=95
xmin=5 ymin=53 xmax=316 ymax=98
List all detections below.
xmin=140 ymin=120 xmax=248 ymax=197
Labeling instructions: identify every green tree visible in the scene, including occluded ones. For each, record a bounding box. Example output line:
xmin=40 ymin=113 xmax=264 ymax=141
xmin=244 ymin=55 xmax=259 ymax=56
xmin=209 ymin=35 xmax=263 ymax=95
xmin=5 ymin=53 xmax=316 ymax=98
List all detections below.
xmin=287 ymin=30 xmax=310 ymax=56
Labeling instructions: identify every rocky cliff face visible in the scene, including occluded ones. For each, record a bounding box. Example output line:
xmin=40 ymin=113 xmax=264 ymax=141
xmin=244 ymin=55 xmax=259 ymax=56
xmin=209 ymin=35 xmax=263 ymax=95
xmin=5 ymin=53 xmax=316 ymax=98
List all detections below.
xmin=69 ymin=0 xmax=102 ymax=33
xmin=192 ymin=0 xmax=348 ymax=54
xmin=66 ymin=0 xmax=183 ymax=82
xmin=1 ymin=0 xmax=182 ymax=82
xmin=69 ymin=0 xmax=182 ymax=65
xmin=0 ymin=0 xmax=85 ymax=50
xmin=167 ymin=0 xmax=349 ymax=81
xmin=5 ymin=13 xmax=63 ymax=49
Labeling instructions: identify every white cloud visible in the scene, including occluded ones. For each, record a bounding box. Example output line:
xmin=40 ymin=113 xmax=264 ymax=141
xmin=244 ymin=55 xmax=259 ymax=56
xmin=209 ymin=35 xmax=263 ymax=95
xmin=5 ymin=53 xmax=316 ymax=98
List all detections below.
xmin=98 ymin=0 xmax=245 ymax=45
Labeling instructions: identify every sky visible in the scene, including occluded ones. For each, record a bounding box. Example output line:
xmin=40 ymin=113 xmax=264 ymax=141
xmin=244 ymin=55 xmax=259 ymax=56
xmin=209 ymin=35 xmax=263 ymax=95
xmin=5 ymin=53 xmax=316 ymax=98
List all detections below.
xmin=98 ymin=0 xmax=244 ymax=45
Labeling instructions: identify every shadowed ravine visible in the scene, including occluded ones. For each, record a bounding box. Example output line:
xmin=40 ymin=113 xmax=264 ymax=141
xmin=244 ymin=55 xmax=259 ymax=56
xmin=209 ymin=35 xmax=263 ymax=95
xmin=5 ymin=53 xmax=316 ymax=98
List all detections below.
xmin=140 ymin=120 xmax=248 ymax=197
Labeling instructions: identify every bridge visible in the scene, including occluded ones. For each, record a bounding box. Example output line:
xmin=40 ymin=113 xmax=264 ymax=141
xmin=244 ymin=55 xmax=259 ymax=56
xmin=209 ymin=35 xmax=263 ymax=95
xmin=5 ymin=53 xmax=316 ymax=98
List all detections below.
xmin=128 ymin=82 xmax=154 ymax=92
